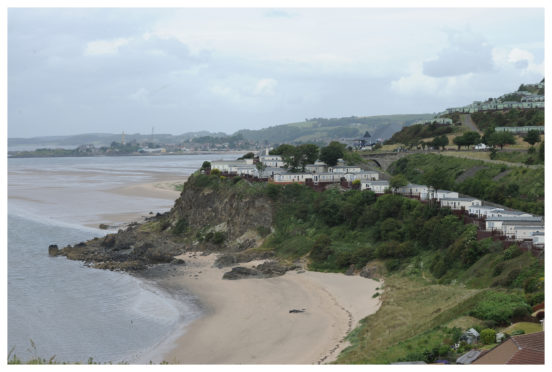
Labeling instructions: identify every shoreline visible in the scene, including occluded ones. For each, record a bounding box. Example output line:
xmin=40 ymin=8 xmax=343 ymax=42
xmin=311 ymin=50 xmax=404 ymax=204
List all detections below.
xmin=142 ymin=253 xmax=382 ymax=364
xmin=93 ymin=175 xmax=383 ymax=364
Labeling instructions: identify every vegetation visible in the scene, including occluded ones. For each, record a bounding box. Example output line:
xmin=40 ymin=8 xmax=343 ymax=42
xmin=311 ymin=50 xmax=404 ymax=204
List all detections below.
xmin=389 ymin=153 xmax=544 ymax=215
xmin=384 ymin=122 xmax=454 ymax=146
xmin=453 ymin=131 xmax=481 ymax=150
xmin=471 ymin=109 xmax=544 ymax=132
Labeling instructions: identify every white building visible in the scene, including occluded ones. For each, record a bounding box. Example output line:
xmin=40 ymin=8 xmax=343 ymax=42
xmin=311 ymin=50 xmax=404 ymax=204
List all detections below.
xmin=468 ymin=206 xmax=505 ymax=218
xmin=328 ymin=165 xmax=362 ymax=173
xmin=474 ymin=143 xmax=488 ymax=151
xmin=485 ymin=216 xmax=543 ymax=235
xmin=305 ymin=162 xmax=328 ymax=173
xmin=397 ymin=183 xmax=428 ymax=197
xmin=440 ymin=197 xmax=482 ymax=210
xmin=514 ymin=226 xmax=545 ymax=241
xmin=211 ymin=159 xmax=253 ymax=173
xmin=433 ymin=190 xmax=460 ymax=201
xmin=259 ymin=155 xmax=285 ymax=168
xmin=361 ymin=180 xmax=389 ymax=193
xmin=532 ymin=232 xmax=545 ymax=245
xmin=272 ymin=172 xmax=309 ymax=184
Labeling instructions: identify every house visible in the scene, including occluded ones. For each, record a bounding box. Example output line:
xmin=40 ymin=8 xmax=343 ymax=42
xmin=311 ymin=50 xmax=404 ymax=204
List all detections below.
xmin=361 ymin=180 xmax=389 ymax=193
xmin=472 ymin=331 xmax=544 ymax=364
xmin=468 ymin=205 xmax=505 ymax=218
xmin=327 ymin=165 xmax=362 ymax=173
xmin=397 ymin=183 xmax=428 ymax=197
xmin=440 ymin=197 xmax=482 ymax=210
xmin=512 ymin=225 xmax=545 ymax=241
xmin=485 ymin=216 xmax=543 ymax=235
xmin=259 ymin=155 xmax=285 ymax=168
xmin=497 ymin=210 xmax=534 ymax=218
xmin=211 ymin=159 xmax=253 ymax=173
xmin=343 ymin=171 xmax=379 ymax=182
xmin=429 ymin=190 xmax=458 ymax=200
xmin=460 ymin=328 xmax=480 ymax=344
xmin=456 ymin=350 xmax=483 ymax=365
xmin=272 ymin=172 xmax=309 ymax=184
xmin=532 ymin=232 xmax=544 ymax=246
xmin=305 ymin=162 xmax=327 ymax=173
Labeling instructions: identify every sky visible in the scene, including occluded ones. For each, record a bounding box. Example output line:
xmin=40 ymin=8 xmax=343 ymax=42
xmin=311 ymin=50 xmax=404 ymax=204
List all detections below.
xmin=7 ymin=6 xmax=545 ymax=138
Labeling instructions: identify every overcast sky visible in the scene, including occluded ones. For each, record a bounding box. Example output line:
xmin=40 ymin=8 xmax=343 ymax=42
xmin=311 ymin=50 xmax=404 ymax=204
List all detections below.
xmin=7 ymin=7 xmax=544 ymax=138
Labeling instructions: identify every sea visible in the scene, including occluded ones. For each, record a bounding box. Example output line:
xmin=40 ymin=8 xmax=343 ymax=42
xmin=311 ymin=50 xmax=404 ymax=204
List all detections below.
xmin=7 ymin=153 xmax=241 ymax=363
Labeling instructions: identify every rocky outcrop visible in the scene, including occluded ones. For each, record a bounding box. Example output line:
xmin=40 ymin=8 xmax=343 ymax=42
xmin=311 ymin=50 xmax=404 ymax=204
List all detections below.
xmin=52 ymin=174 xmax=275 ymax=272
xmin=222 ymin=261 xmax=299 ymax=280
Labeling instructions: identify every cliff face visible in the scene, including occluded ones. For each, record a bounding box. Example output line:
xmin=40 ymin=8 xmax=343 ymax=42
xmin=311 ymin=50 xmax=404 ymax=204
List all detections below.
xmin=52 ymin=174 xmax=274 ymax=271
xmin=170 ymin=180 xmax=272 ymax=243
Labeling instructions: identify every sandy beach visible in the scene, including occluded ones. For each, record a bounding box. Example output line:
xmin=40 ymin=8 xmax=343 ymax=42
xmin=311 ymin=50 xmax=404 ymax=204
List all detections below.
xmin=147 ymin=253 xmax=382 ymax=364
xmin=100 ymin=176 xmax=383 ymax=364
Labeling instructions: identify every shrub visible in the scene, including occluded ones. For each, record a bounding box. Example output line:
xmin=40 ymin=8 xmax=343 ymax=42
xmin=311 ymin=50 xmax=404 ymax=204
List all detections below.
xmin=503 ymin=245 xmax=523 ymax=260
xmin=256 ymin=225 xmax=271 ymax=238
xmin=480 ymin=329 xmax=496 ymax=344
xmin=211 ymin=231 xmax=226 ymax=245
xmin=470 ymin=291 xmax=531 ymax=325
xmin=310 ymin=234 xmax=332 ymax=262
xmin=172 ymin=218 xmax=188 ymax=235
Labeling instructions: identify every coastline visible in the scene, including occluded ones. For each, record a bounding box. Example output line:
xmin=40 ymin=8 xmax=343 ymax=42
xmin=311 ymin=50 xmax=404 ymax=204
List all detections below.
xmin=143 ymin=253 xmax=382 ymax=364
xmin=97 ymin=175 xmax=383 ymax=364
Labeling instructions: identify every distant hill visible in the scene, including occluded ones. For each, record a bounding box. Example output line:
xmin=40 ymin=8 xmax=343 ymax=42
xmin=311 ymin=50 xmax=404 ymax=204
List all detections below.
xmin=9 ymin=113 xmax=434 ymax=150
xmin=235 ymin=114 xmax=434 ymax=145
xmin=8 ymin=131 xmax=227 ymax=151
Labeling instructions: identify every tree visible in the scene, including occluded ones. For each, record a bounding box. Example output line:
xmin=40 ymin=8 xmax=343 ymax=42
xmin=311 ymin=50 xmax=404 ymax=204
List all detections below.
xmin=488 ymin=131 xmax=516 ymax=150
xmin=524 ymin=130 xmax=541 ymax=146
xmin=255 ymin=162 xmax=267 ymax=178
xmin=463 ymin=131 xmax=481 ymax=149
xmin=296 ymin=144 xmax=319 ymax=171
xmin=480 ymin=329 xmax=497 ymax=345
xmin=240 ymin=152 xmax=255 ymax=159
xmin=320 ymin=141 xmax=345 ymax=166
xmin=432 ymin=135 xmax=449 ymax=150
xmin=389 ymin=174 xmax=408 ymax=194
xmin=201 ymin=161 xmax=211 ymax=171
xmin=453 ymin=136 xmax=466 ymax=150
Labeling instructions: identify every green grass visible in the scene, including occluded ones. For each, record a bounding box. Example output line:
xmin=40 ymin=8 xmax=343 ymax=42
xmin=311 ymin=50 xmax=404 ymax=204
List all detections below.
xmin=502 ymin=322 xmax=543 ymax=335
xmin=336 ymin=273 xmax=484 ymax=364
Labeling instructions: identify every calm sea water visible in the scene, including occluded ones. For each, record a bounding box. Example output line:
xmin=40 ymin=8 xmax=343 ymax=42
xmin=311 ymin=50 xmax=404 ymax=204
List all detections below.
xmin=7 ymin=154 xmax=241 ymax=363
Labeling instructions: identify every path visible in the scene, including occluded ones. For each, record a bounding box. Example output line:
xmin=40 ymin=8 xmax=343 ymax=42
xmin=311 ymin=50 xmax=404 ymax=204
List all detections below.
xmin=459 ymin=113 xmax=482 ymax=133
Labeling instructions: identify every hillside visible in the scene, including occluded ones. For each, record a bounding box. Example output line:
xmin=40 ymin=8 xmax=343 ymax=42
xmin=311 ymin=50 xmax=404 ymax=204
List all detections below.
xmin=388 ymin=153 xmax=544 ymax=215
xmin=51 ymin=170 xmax=543 ymax=364
xmin=234 ymin=114 xmax=434 ymax=144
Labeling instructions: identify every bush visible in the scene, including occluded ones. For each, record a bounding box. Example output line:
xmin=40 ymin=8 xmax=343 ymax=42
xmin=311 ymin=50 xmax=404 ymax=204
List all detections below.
xmin=310 ymin=234 xmax=332 ymax=262
xmin=256 ymin=225 xmax=271 ymax=238
xmin=503 ymin=245 xmax=523 ymax=260
xmin=211 ymin=231 xmax=226 ymax=245
xmin=480 ymin=329 xmax=496 ymax=344
xmin=470 ymin=291 xmax=531 ymax=325
xmin=172 ymin=218 xmax=188 ymax=235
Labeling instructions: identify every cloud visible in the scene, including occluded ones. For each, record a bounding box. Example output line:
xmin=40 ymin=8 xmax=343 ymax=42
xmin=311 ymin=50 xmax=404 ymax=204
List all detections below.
xmin=84 ymin=38 xmax=131 ymax=56
xmin=254 ymin=78 xmax=278 ymax=96
xmin=422 ymin=31 xmax=494 ymax=77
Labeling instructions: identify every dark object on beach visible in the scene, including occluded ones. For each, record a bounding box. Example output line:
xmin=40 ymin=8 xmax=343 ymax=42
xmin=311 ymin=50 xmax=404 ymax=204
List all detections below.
xmin=99 ymin=223 xmax=109 ymax=230
xmin=289 ymin=309 xmax=306 ymax=313
xmin=48 ymin=244 xmax=59 ymax=256
xmin=171 ymin=258 xmax=186 ymax=265
xmin=222 ymin=266 xmax=260 ymax=280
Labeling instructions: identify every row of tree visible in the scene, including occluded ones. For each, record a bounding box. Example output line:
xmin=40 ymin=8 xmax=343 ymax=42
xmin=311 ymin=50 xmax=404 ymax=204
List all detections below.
xmin=269 ymin=141 xmax=347 ymax=170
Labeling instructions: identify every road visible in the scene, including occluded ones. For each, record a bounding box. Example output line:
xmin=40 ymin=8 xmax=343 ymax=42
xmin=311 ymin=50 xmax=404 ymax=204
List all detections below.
xmin=459 ymin=113 xmax=482 ymax=133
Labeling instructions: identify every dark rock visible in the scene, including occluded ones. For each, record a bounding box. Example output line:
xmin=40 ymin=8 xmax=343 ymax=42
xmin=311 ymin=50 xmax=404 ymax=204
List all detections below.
xmin=99 ymin=224 xmax=109 ymax=230
xmin=254 ymin=261 xmax=290 ymax=277
xmin=171 ymin=258 xmax=186 ymax=265
xmin=345 ymin=264 xmax=355 ymax=276
xmin=222 ymin=266 xmax=261 ymax=280
xmin=360 ymin=265 xmax=380 ymax=279
xmin=48 ymin=244 xmax=59 ymax=256
xmin=101 ymin=234 xmax=116 ymax=248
